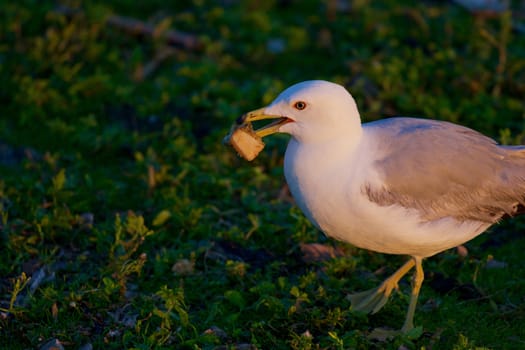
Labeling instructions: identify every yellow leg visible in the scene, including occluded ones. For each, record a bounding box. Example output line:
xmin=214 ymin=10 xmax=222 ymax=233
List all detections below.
xmin=401 ymin=257 xmax=424 ymax=333
xmin=348 ymin=258 xmax=416 ymax=314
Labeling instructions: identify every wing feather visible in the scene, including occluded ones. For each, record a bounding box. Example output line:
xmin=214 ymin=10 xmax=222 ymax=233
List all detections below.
xmin=363 ymin=117 xmax=525 ymax=223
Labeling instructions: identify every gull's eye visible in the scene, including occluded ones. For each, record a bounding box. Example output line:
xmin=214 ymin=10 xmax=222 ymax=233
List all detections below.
xmin=293 ymin=101 xmax=307 ymax=110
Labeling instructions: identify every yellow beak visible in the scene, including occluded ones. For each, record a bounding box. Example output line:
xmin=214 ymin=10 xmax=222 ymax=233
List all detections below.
xmin=237 ymin=107 xmax=292 ymax=138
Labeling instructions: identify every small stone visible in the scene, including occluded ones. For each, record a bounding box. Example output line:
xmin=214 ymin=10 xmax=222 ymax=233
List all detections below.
xmin=485 ymin=258 xmax=507 ymax=269
xmin=39 ymin=338 xmax=64 ymax=350
xmin=79 ymin=212 xmax=94 ymax=229
xmin=267 ymin=38 xmax=286 ymax=54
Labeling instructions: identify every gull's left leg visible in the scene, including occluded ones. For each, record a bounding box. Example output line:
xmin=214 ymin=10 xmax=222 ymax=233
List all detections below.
xmin=401 ymin=257 xmax=424 ymax=333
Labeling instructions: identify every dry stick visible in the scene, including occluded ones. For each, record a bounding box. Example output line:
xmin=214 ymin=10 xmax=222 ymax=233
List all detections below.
xmin=54 ymin=5 xmax=203 ymax=51
xmin=479 ymin=22 xmax=508 ymax=97
xmin=133 ymin=46 xmax=178 ymax=81
xmin=106 ymin=15 xmax=202 ymax=51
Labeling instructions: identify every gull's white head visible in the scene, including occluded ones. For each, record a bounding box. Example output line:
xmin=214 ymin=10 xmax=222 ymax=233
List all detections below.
xmin=239 ymin=80 xmax=362 ymax=143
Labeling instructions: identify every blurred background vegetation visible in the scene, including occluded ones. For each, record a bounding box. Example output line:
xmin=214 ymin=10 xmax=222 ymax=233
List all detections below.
xmin=1 ymin=0 xmax=525 ymax=349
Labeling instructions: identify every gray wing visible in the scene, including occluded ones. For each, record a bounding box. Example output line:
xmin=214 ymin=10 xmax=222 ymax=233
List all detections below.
xmin=363 ymin=117 xmax=525 ymax=223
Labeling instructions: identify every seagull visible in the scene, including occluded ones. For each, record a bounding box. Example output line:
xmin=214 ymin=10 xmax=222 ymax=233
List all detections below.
xmin=235 ymin=80 xmax=525 ymax=333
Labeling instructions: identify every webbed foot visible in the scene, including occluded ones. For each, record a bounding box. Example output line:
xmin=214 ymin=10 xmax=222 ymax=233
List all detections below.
xmin=347 ymin=258 xmax=416 ymax=314
xmin=347 ymin=281 xmax=398 ymax=314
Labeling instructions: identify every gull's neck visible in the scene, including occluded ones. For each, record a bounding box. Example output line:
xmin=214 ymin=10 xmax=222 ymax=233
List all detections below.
xmin=284 ymin=121 xmax=364 ymax=180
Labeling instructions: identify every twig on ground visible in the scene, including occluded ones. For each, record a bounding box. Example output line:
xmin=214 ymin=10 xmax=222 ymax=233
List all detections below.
xmin=54 ymin=5 xmax=203 ymax=51
xmin=133 ymin=46 xmax=178 ymax=81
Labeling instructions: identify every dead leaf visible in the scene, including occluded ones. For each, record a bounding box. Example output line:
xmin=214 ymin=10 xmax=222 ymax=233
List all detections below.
xmin=367 ymin=327 xmax=397 ymax=341
xmin=277 ymin=183 xmax=294 ymax=203
xmin=301 ymin=330 xmax=312 ymax=338
xmin=203 ymin=325 xmax=228 ymax=340
xmin=51 ymin=303 xmax=58 ymax=320
xmin=456 ymin=245 xmax=468 ymax=257
xmin=300 ymin=243 xmax=345 ymax=263
xmin=172 ymin=259 xmax=195 ymax=276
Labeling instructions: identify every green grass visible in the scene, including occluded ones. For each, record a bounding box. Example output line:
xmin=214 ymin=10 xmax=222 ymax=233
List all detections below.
xmin=1 ymin=0 xmax=525 ymax=349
